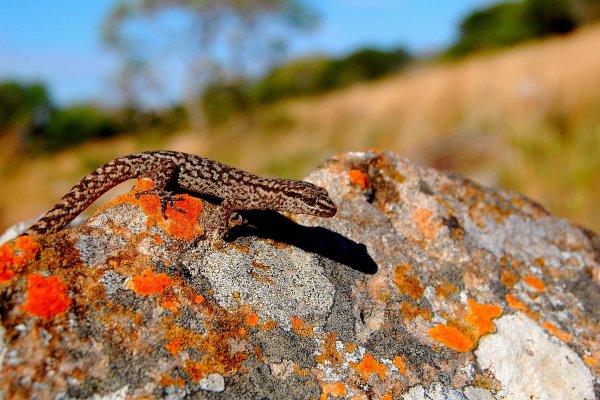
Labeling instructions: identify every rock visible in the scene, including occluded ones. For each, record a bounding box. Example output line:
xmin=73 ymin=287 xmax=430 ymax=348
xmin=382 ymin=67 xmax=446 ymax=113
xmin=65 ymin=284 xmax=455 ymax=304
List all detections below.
xmin=0 ymin=150 xmax=598 ymax=399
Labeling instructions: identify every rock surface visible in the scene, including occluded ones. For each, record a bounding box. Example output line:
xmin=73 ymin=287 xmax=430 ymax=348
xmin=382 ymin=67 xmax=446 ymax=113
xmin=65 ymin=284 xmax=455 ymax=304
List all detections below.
xmin=0 ymin=150 xmax=599 ymax=400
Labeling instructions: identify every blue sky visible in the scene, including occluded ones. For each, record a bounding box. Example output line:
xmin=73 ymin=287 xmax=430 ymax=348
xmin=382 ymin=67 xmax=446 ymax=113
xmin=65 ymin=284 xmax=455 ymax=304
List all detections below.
xmin=0 ymin=0 xmax=497 ymax=105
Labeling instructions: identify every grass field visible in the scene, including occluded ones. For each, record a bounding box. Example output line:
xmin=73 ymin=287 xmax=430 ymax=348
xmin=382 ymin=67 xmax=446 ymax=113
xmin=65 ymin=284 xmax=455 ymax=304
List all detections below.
xmin=2 ymin=24 xmax=599 ymax=233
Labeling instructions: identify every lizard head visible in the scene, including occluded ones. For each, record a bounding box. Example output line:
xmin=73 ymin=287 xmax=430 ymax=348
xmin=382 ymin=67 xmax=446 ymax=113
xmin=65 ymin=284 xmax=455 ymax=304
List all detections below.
xmin=278 ymin=181 xmax=337 ymax=218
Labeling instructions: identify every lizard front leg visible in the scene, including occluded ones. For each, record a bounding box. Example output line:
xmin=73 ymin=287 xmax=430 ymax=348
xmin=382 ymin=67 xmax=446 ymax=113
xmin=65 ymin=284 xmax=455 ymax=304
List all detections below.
xmin=214 ymin=199 xmax=256 ymax=241
xmin=134 ymin=159 xmax=186 ymax=217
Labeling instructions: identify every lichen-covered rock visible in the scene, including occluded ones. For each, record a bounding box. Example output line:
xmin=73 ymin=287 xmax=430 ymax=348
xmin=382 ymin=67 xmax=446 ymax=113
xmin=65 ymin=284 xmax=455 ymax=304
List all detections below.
xmin=1 ymin=150 xmax=599 ymax=400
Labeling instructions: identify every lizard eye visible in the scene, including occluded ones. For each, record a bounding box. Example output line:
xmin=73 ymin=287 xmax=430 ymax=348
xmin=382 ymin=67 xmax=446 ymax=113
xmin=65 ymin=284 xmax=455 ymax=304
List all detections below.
xmin=304 ymin=194 xmax=318 ymax=206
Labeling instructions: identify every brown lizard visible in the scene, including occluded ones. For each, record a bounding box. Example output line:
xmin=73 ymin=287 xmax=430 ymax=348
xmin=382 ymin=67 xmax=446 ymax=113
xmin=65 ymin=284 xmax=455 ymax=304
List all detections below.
xmin=23 ymin=150 xmax=337 ymax=238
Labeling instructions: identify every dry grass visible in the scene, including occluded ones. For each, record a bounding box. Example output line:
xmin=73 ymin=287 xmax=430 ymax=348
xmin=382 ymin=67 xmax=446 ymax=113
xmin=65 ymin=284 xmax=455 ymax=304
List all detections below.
xmin=2 ymin=24 xmax=600 ymax=232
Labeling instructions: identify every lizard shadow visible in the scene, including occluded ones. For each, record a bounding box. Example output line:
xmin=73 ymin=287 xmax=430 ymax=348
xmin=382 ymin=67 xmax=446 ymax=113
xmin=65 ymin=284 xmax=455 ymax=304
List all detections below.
xmin=226 ymin=210 xmax=378 ymax=275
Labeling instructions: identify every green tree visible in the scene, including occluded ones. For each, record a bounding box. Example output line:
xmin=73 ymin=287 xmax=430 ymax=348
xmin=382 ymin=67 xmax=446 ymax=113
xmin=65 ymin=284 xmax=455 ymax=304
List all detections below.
xmin=31 ymin=105 xmax=119 ymax=151
xmin=574 ymin=0 xmax=600 ymax=22
xmin=523 ymin=0 xmax=577 ymax=36
xmin=253 ymin=56 xmax=330 ymax=103
xmin=444 ymin=0 xmax=589 ymax=58
xmin=319 ymin=47 xmax=412 ymax=90
xmin=444 ymin=2 xmax=534 ymax=58
xmin=201 ymin=80 xmax=253 ymax=124
xmin=102 ymin=0 xmax=318 ymax=127
xmin=0 ymin=81 xmax=52 ymax=133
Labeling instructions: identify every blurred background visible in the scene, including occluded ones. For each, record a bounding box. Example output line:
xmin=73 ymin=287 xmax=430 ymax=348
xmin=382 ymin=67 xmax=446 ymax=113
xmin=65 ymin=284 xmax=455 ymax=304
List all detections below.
xmin=1 ymin=0 xmax=599 ymax=233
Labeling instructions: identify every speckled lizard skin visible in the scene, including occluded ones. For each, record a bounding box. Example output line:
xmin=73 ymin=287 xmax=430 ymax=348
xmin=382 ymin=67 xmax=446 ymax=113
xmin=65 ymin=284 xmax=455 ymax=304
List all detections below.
xmin=24 ymin=150 xmax=337 ymax=237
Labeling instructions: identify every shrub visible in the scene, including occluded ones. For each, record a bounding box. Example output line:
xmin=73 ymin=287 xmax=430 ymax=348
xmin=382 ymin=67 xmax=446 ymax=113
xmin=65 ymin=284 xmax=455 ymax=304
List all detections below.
xmin=444 ymin=0 xmax=581 ymax=59
xmin=32 ymin=105 xmax=119 ymax=151
xmin=0 ymin=81 xmax=51 ymax=132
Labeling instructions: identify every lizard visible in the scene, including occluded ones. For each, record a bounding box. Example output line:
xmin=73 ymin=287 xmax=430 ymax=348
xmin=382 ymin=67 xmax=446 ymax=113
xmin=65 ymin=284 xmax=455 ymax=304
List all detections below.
xmin=22 ymin=150 xmax=337 ymax=239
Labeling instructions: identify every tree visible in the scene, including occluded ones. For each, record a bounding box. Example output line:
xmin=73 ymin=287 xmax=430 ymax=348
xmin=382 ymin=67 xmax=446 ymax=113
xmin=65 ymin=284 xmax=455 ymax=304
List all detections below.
xmin=443 ymin=0 xmax=592 ymax=59
xmin=444 ymin=2 xmax=534 ymax=58
xmin=319 ymin=47 xmax=412 ymax=90
xmin=102 ymin=0 xmax=318 ymax=127
xmin=523 ymin=0 xmax=577 ymax=36
xmin=0 ymin=81 xmax=51 ymax=134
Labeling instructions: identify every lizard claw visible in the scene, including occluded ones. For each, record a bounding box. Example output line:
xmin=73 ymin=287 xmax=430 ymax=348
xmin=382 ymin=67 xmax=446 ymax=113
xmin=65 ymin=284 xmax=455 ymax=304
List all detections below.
xmin=230 ymin=211 xmax=248 ymax=227
xmin=135 ymin=190 xmax=187 ymax=219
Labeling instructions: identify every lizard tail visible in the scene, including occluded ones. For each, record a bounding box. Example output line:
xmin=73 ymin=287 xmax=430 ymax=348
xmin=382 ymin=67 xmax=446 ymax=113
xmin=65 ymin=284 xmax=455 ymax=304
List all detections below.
xmin=23 ymin=157 xmax=138 ymax=236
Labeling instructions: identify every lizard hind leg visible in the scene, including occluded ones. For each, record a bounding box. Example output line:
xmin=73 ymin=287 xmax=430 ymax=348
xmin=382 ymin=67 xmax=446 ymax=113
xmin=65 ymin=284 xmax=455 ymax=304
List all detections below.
xmin=214 ymin=201 xmax=250 ymax=242
xmin=133 ymin=158 xmax=187 ymax=218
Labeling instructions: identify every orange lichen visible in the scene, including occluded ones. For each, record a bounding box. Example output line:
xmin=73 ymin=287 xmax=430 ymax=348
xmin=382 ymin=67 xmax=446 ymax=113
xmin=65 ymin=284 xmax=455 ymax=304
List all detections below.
xmin=0 ymin=244 xmax=16 ymax=282
xmin=14 ymin=235 xmax=39 ymax=260
xmin=500 ymin=269 xmax=519 ymax=287
xmin=320 ymin=381 xmax=347 ymax=398
xmin=381 ymin=395 xmax=393 ymax=400
xmin=194 ymin=294 xmax=206 ymax=304
xmin=523 ymin=275 xmax=545 ymax=291
xmin=351 ymin=353 xmax=386 ymax=380
xmin=372 ymin=153 xmax=405 ymax=183
xmin=293 ymin=365 xmax=310 ymax=377
xmin=163 ymin=194 xmax=204 ymax=240
xmin=291 ymin=316 xmax=314 ymax=337
xmin=253 ymin=345 xmax=263 ymax=361
xmin=394 ymin=264 xmax=424 ymax=299
xmin=0 ymin=236 xmax=39 ymax=282
xmin=466 ymin=299 xmax=502 ymax=336
xmin=584 ymin=355 xmax=598 ymax=367
xmin=393 ymin=355 xmax=407 ymax=374
xmin=261 ymin=319 xmax=278 ymax=331
xmin=164 ymin=306 xmax=250 ymax=382
xmin=435 ymin=280 xmax=458 ymax=297
xmin=160 ymin=372 xmax=185 ymax=387
xmin=541 ymin=321 xmax=573 ymax=343
xmin=412 ymin=208 xmax=437 ymax=240
xmin=344 ymin=342 xmax=357 ymax=353
xmin=184 ymin=359 xmax=215 ymax=382
xmin=250 ymin=270 xmax=275 ymax=284
xmin=400 ymin=301 xmax=432 ymax=320
xmin=21 ymin=273 xmax=72 ymax=319
xmin=184 ymin=351 xmax=247 ymax=382
xmin=348 ymin=169 xmax=368 ymax=189
xmin=161 ymin=299 xmax=179 ymax=313
xmin=429 ymin=324 xmax=473 ymax=352
xmin=163 ymin=318 xmax=204 ymax=354
xmin=315 ymin=333 xmax=344 ymax=366
xmin=166 ymin=338 xmax=183 ymax=355
xmin=130 ymin=268 xmax=173 ymax=295
xmin=246 ymin=313 xmax=260 ymax=327
xmin=103 ymin=179 xmax=204 ymax=240
xmin=506 ymin=294 xmax=529 ymax=312
xmin=153 ymin=234 xmax=164 ymax=244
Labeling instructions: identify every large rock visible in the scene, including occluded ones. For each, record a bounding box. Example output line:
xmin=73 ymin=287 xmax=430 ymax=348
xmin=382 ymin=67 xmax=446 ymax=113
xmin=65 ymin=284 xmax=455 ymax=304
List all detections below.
xmin=0 ymin=150 xmax=598 ymax=399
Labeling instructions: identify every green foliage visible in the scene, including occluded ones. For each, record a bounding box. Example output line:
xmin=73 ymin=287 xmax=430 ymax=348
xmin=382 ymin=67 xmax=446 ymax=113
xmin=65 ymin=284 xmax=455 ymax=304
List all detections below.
xmin=0 ymin=81 xmax=52 ymax=132
xmin=523 ymin=0 xmax=577 ymax=36
xmin=0 ymin=79 xmax=194 ymax=153
xmin=319 ymin=47 xmax=413 ymax=90
xmin=444 ymin=0 xmax=582 ymax=58
xmin=200 ymin=46 xmax=412 ymax=124
xmin=254 ymin=56 xmax=330 ymax=103
xmin=32 ymin=105 xmax=119 ymax=151
xmin=202 ymin=81 xmax=254 ymax=125
xmin=257 ymin=47 xmax=412 ymax=103
xmin=575 ymin=0 xmax=600 ymax=22
xmin=445 ymin=2 xmax=535 ymax=58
